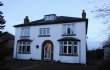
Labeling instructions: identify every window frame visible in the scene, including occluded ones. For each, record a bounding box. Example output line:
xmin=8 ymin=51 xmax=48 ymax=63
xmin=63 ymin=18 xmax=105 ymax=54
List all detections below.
xmin=39 ymin=28 xmax=50 ymax=36
xmin=59 ymin=41 xmax=79 ymax=56
xmin=21 ymin=27 xmax=30 ymax=37
xmin=44 ymin=14 xmax=57 ymax=20
xmin=62 ymin=24 xmax=75 ymax=36
xmin=18 ymin=41 xmax=31 ymax=54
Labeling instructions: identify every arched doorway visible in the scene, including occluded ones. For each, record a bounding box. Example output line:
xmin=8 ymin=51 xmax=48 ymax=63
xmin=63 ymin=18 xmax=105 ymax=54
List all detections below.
xmin=42 ymin=40 xmax=53 ymax=60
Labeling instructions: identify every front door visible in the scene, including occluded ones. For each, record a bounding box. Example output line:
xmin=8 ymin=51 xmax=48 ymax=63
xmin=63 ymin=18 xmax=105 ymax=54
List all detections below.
xmin=44 ymin=44 xmax=51 ymax=59
xmin=42 ymin=40 xmax=53 ymax=60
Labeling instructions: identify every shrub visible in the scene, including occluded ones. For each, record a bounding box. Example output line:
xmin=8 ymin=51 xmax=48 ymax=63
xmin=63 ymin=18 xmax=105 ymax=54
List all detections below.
xmin=97 ymin=59 xmax=110 ymax=70
xmin=0 ymin=67 xmax=13 ymax=70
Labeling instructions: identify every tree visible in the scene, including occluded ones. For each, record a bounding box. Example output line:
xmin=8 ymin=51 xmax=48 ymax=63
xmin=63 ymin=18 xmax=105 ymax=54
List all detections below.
xmin=97 ymin=59 xmax=110 ymax=70
xmin=0 ymin=2 xmax=5 ymax=30
xmin=90 ymin=0 xmax=110 ymax=45
xmin=0 ymin=1 xmax=5 ymax=61
xmin=91 ymin=1 xmax=110 ymax=69
xmin=102 ymin=37 xmax=110 ymax=46
xmin=91 ymin=0 xmax=110 ymax=18
xmin=0 ymin=2 xmax=14 ymax=70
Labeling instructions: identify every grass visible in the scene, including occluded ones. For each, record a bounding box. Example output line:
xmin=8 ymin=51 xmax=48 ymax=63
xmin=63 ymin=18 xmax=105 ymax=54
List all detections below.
xmin=3 ymin=58 xmax=97 ymax=70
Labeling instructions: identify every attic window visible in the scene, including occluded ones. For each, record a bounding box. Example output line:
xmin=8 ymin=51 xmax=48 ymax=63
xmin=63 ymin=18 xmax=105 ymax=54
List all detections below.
xmin=44 ymin=14 xmax=57 ymax=21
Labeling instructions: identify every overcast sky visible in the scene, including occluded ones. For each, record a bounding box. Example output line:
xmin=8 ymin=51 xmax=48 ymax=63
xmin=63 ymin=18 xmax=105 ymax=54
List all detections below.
xmin=1 ymin=0 xmax=109 ymax=50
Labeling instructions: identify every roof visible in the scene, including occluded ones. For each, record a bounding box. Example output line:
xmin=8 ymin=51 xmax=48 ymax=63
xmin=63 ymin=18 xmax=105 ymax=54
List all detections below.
xmin=14 ymin=16 xmax=88 ymax=27
xmin=0 ymin=32 xmax=15 ymax=46
xmin=57 ymin=37 xmax=80 ymax=41
xmin=17 ymin=38 xmax=32 ymax=42
xmin=1 ymin=32 xmax=15 ymax=40
xmin=13 ymin=15 xmax=88 ymax=34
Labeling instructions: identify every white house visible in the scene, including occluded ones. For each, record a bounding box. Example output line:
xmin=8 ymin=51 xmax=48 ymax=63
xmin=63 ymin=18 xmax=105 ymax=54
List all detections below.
xmin=13 ymin=10 xmax=88 ymax=64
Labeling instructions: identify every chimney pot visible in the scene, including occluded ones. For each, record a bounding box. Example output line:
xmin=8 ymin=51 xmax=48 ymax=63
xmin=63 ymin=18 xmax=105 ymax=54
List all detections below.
xmin=82 ymin=10 xmax=86 ymax=19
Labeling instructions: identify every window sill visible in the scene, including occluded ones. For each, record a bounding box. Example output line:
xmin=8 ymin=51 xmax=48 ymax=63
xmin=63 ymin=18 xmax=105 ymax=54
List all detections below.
xmin=38 ymin=35 xmax=50 ymax=37
xmin=18 ymin=52 xmax=31 ymax=54
xmin=20 ymin=36 xmax=30 ymax=38
xmin=59 ymin=54 xmax=78 ymax=56
xmin=62 ymin=34 xmax=76 ymax=36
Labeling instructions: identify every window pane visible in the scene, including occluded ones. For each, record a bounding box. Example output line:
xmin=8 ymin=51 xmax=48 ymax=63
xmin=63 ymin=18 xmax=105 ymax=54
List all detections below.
xmin=74 ymin=42 xmax=78 ymax=45
xmin=19 ymin=46 xmax=22 ymax=52
xmin=27 ymin=42 xmax=30 ymax=46
xmin=21 ymin=28 xmax=23 ymax=36
xmin=24 ymin=28 xmax=26 ymax=36
xmin=68 ymin=41 xmax=72 ymax=45
xmin=64 ymin=46 xmax=67 ymax=53
xmin=64 ymin=41 xmax=67 ymax=45
xmin=21 ymin=28 xmax=25 ymax=36
xmin=43 ymin=29 xmax=45 ymax=35
xmin=63 ymin=25 xmax=66 ymax=34
xmin=68 ymin=46 xmax=72 ymax=53
xmin=71 ymin=24 xmax=74 ymax=34
xmin=74 ymin=46 xmax=77 ymax=54
xmin=26 ymin=46 xmax=30 ymax=52
xmin=18 ymin=42 xmax=22 ymax=52
xmin=22 ymin=46 xmax=25 ymax=52
xmin=23 ymin=42 xmax=25 ymax=45
xmin=60 ymin=46 xmax=62 ymax=54
xmin=47 ymin=28 xmax=49 ymax=35
xmin=26 ymin=28 xmax=27 ymax=36
xmin=19 ymin=42 xmax=22 ymax=44
xmin=60 ymin=42 xmax=63 ymax=54
xmin=27 ymin=27 xmax=30 ymax=36
xmin=60 ymin=42 xmax=62 ymax=46
xmin=40 ymin=28 xmax=42 ymax=35
xmin=67 ymin=28 xmax=71 ymax=34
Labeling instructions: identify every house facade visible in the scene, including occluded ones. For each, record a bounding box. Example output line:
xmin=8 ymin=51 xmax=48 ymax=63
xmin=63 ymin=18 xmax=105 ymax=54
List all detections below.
xmin=13 ymin=10 xmax=88 ymax=64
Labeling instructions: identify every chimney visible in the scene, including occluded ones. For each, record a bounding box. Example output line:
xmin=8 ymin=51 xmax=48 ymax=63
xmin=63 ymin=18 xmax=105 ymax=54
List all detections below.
xmin=24 ymin=16 xmax=29 ymax=24
xmin=82 ymin=10 xmax=86 ymax=19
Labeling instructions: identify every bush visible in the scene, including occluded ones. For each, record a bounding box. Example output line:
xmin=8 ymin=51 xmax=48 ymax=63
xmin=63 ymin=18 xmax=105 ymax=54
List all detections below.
xmin=0 ymin=47 xmax=13 ymax=60
xmin=97 ymin=59 xmax=110 ymax=70
xmin=87 ymin=49 xmax=104 ymax=65
xmin=0 ymin=67 xmax=13 ymax=70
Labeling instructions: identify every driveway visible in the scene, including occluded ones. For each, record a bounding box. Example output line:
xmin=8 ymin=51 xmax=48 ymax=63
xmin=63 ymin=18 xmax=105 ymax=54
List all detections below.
xmin=3 ymin=58 xmax=96 ymax=70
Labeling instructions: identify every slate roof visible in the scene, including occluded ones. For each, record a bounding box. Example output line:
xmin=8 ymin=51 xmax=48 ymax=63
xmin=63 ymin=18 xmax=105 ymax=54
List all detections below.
xmin=14 ymin=16 xmax=88 ymax=27
xmin=14 ymin=16 xmax=88 ymax=34
xmin=57 ymin=37 xmax=80 ymax=41
xmin=17 ymin=38 xmax=32 ymax=42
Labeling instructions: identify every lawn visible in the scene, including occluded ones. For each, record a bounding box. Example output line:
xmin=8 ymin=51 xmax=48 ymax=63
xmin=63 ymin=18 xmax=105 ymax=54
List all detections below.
xmin=2 ymin=57 xmax=97 ymax=70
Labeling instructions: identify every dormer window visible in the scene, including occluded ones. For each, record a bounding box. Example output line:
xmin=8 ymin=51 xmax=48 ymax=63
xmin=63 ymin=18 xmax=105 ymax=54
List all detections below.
xmin=44 ymin=14 xmax=57 ymax=21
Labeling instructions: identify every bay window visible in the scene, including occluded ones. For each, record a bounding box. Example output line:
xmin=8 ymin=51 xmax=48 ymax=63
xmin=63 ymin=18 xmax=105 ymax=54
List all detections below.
xmin=60 ymin=41 xmax=79 ymax=55
xmin=18 ymin=41 xmax=31 ymax=54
